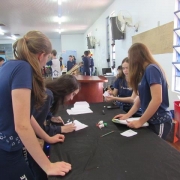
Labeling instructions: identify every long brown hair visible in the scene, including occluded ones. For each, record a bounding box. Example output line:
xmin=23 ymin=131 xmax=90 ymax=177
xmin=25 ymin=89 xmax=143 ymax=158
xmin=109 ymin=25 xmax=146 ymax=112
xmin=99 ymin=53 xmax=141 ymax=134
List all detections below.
xmin=128 ymin=43 xmax=166 ymax=94
xmin=45 ymin=74 xmax=80 ymax=114
xmin=13 ymin=31 xmax=52 ymax=108
xmin=117 ymin=57 xmax=129 ymax=79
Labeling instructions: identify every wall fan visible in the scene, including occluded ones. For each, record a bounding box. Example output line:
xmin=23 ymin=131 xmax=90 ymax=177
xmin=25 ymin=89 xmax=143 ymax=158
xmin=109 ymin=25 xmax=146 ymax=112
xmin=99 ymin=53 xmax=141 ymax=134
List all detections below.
xmin=87 ymin=36 xmax=95 ymax=49
xmin=116 ymin=11 xmax=139 ymax=33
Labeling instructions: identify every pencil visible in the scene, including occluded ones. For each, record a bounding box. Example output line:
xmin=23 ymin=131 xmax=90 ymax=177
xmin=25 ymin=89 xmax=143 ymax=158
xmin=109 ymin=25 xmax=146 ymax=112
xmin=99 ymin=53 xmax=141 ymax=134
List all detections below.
xmin=72 ymin=117 xmax=74 ymax=123
xmin=100 ymin=130 xmax=114 ymax=137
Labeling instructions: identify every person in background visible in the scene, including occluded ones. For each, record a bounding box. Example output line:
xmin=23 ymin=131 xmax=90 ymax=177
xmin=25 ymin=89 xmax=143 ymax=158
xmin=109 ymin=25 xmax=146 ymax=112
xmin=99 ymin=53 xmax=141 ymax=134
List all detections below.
xmin=72 ymin=56 xmax=76 ymax=65
xmin=0 ymin=31 xmax=71 ymax=180
xmin=105 ymin=57 xmax=141 ymax=116
xmin=114 ymin=43 xmax=172 ymax=139
xmin=67 ymin=55 xmax=74 ymax=72
xmin=28 ymin=74 xmax=80 ymax=180
xmin=82 ymin=51 xmax=90 ymax=76
xmin=49 ymin=50 xmax=61 ymax=78
xmin=59 ymin=57 xmax=63 ymax=67
xmin=79 ymin=55 xmax=84 ymax=75
xmin=0 ymin=57 xmax=5 ymax=66
xmin=89 ymin=53 xmax=94 ymax=76
xmin=111 ymin=65 xmax=117 ymax=76
xmin=116 ymin=65 xmax=122 ymax=76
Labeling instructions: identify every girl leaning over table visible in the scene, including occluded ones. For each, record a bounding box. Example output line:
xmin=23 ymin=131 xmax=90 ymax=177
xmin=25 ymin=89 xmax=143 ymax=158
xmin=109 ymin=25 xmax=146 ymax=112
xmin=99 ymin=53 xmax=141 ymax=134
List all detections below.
xmin=0 ymin=31 xmax=71 ymax=180
xmin=27 ymin=74 xmax=80 ymax=180
xmin=105 ymin=57 xmax=142 ymax=117
xmin=114 ymin=43 xmax=172 ymax=139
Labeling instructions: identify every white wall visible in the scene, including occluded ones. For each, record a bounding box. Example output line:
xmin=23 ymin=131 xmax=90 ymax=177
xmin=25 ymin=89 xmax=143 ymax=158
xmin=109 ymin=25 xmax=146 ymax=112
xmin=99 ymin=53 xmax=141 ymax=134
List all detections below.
xmin=84 ymin=0 xmax=177 ymax=109
xmin=61 ymin=34 xmax=85 ymax=63
xmin=49 ymin=38 xmax=61 ymax=58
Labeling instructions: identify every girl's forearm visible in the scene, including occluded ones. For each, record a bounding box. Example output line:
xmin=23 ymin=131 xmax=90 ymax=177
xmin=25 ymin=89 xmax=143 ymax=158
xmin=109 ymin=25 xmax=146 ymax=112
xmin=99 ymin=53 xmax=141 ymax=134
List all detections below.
xmin=139 ymin=100 xmax=160 ymax=124
xmin=30 ymin=116 xmax=51 ymax=142
xmin=126 ymin=103 xmax=140 ymax=117
xmin=15 ymin=121 xmax=51 ymax=173
xmin=114 ymin=96 xmax=134 ymax=103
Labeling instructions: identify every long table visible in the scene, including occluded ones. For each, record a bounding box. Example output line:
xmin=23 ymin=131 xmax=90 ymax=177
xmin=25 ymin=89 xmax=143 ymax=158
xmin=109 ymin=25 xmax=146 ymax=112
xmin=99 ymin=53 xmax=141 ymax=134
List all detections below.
xmin=48 ymin=103 xmax=180 ymax=180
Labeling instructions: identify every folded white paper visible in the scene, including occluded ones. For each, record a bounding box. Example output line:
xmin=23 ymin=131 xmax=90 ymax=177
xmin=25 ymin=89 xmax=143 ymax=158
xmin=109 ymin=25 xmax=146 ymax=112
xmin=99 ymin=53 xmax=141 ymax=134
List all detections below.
xmin=67 ymin=108 xmax=93 ymax=115
xmin=103 ymin=91 xmax=110 ymax=97
xmin=112 ymin=117 xmax=149 ymax=127
xmin=65 ymin=120 xmax=88 ymax=131
xmin=74 ymin=101 xmax=89 ymax=107
xmin=121 ymin=130 xmax=137 ymax=137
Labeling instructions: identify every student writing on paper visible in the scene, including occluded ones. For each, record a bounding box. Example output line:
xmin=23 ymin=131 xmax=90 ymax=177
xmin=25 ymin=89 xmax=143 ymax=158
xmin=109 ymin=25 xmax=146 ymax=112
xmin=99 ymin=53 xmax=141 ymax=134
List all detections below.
xmin=29 ymin=74 xmax=80 ymax=180
xmin=114 ymin=43 xmax=172 ymax=140
xmin=105 ymin=57 xmax=142 ymax=117
xmin=0 ymin=31 xmax=71 ymax=179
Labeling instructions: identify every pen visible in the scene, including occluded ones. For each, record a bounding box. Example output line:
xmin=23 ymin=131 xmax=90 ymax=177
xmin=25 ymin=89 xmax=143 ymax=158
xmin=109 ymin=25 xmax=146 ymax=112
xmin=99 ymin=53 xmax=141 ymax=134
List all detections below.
xmin=72 ymin=117 xmax=74 ymax=124
xmin=100 ymin=130 xmax=114 ymax=137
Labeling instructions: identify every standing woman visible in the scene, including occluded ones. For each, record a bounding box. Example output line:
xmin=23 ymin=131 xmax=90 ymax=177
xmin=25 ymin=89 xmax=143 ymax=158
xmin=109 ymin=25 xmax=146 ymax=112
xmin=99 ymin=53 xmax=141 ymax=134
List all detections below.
xmin=114 ymin=43 xmax=172 ymax=139
xmin=0 ymin=31 xmax=71 ymax=179
xmin=83 ymin=51 xmax=90 ymax=76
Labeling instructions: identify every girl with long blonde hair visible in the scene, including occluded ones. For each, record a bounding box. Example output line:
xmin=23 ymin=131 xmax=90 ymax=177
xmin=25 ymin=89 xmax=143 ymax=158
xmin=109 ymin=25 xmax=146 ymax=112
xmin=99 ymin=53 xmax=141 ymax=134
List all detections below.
xmin=114 ymin=43 xmax=172 ymax=139
xmin=0 ymin=31 xmax=71 ymax=179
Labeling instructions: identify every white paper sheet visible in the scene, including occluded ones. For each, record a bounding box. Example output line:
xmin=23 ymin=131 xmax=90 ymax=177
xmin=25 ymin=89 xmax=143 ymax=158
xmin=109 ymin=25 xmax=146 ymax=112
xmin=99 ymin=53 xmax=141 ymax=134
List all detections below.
xmin=112 ymin=117 xmax=149 ymax=127
xmin=103 ymin=91 xmax=110 ymax=97
xmin=120 ymin=130 xmax=137 ymax=137
xmin=74 ymin=101 xmax=89 ymax=108
xmin=65 ymin=120 xmax=88 ymax=131
xmin=67 ymin=108 xmax=93 ymax=115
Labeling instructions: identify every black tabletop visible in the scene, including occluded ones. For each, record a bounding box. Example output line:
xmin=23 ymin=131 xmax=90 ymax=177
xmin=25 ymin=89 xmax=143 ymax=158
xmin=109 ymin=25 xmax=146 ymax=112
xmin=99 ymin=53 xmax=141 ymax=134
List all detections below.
xmin=48 ymin=103 xmax=180 ymax=180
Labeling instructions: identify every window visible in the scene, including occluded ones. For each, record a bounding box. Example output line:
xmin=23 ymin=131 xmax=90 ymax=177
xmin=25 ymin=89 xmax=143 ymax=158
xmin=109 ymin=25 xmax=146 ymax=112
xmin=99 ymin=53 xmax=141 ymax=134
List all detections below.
xmin=173 ymin=0 xmax=180 ymax=92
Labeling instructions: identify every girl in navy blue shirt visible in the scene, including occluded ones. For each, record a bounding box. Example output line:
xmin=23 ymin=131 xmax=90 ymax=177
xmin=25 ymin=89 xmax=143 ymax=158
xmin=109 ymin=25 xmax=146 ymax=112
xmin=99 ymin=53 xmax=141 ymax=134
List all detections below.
xmin=114 ymin=43 xmax=172 ymax=139
xmin=34 ymin=75 xmax=80 ymax=136
xmin=28 ymin=75 xmax=79 ymax=180
xmin=0 ymin=31 xmax=71 ymax=179
xmin=105 ymin=57 xmax=140 ymax=115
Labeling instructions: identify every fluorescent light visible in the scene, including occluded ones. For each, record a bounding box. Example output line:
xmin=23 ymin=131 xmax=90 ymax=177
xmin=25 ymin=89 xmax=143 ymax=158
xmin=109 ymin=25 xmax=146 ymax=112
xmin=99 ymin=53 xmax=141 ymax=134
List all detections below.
xmin=58 ymin=17 xmax=61 ymax=24
xmin=10 ymin=35 xmax=17 ymax=40
xmin=58 ymin=0 xmax=61 ymax=5
xmin=0 ymin=30 xmax=4 ymax=35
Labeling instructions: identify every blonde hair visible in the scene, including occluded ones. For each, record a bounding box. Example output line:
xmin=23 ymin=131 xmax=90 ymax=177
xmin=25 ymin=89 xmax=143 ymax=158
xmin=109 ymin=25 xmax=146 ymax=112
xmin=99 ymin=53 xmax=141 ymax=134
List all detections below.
xmin=13 ymin=31 xmax=52 ymax=108
xmin=128 ymin=43 xmax=167 ymax=94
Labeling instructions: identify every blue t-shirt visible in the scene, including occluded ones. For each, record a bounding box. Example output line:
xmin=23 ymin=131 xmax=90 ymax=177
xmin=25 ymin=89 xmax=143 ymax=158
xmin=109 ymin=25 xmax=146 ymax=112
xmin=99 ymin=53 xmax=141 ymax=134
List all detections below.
xmin=33 ymin=88 xmax=62 ymax=136
xmin=67 ymin=61 xmax=74 ymax=71
xmin=33 ymin=89 xmax=53 ymax=127
xmin=83 ymin=56 xmax=90 ymax=75
xmin=114 ymin=78 xmax=133 ymax=97
xmin=113 ymin=77 xmax=133 ymax=108
xmin=0 ymin=60 xmax=32 ymax=151
xmin=46 ymin=60 xmax=52 ymax=66
xmin=138 ymin=64 xmax=171 ymax=124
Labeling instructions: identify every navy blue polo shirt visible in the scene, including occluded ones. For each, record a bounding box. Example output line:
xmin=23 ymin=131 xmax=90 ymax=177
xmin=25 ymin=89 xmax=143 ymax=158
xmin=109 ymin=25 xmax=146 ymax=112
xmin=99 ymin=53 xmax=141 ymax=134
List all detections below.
xmin=0 ymin=60 xmax=32 ymax=151
xmin=138 ymin=64 xmax=171 ymax=124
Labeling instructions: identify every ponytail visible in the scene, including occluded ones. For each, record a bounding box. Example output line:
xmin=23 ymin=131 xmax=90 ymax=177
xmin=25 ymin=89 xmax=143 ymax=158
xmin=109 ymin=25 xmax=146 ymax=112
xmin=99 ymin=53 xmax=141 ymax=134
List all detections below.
xmin=13 ymin=31 xmax=52 ymax=108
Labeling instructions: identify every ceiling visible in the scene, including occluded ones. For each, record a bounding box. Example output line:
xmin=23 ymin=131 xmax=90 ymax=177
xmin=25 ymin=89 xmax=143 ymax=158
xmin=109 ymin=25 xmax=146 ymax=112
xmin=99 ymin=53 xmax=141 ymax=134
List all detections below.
xmin=0 ymin=0 xmax=115 ymax=40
